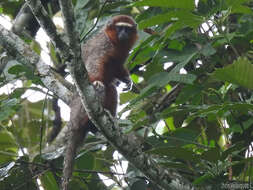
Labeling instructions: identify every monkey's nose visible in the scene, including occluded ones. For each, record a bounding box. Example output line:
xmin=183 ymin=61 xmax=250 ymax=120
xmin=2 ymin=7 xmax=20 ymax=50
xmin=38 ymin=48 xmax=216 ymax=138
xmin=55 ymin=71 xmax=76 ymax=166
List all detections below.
xmin=118 ymin=30 xmax=129 ymax=41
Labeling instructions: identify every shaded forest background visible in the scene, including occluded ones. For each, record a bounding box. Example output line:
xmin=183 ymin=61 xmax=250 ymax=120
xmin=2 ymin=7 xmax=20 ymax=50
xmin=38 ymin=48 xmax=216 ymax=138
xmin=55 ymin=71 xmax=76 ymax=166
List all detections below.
xmin=0 ymin=0 xmax=253 ymax=189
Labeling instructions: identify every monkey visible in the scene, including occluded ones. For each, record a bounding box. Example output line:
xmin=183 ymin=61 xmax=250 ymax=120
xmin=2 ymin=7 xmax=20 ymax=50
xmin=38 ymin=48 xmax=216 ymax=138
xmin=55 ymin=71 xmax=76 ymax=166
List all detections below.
xmin=62 ymin=15 xmax=138 ymax=189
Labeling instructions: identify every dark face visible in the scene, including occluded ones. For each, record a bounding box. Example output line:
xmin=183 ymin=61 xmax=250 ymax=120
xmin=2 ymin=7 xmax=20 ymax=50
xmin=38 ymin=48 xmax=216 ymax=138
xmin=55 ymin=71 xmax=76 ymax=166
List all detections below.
xmin=115 ymin=25 xmax=137 ymax=42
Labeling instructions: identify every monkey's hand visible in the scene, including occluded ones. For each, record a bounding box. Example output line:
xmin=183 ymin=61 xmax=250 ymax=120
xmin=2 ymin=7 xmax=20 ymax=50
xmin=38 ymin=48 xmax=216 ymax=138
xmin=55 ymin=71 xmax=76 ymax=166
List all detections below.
xmin=121 ymin=77 xmax=133 ymax=92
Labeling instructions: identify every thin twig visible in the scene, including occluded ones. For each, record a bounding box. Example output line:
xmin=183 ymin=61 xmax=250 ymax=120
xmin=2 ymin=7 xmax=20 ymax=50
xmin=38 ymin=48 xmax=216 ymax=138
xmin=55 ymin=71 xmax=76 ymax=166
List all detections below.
xmin=26 ymin=0 xmax=70 ymax=61
xmin=47 ymin=97 xmax=62 ymax=142
xmin=40 ymin=90 xmax=49 ymax=156
xmin=80 ymin=0 xmax=110 ymax=42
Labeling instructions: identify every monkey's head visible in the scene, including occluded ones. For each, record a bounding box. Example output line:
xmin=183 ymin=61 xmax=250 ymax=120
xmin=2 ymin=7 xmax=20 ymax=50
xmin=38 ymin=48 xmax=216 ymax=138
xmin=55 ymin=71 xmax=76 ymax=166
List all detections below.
xmin=105 ymin=15 xmax=138 ymax=48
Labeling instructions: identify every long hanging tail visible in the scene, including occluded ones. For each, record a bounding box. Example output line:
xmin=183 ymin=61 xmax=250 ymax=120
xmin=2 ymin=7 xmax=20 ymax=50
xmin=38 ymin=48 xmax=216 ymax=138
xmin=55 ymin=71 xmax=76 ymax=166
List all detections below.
xmin=62 ymin=96 xmax=90 ymax=190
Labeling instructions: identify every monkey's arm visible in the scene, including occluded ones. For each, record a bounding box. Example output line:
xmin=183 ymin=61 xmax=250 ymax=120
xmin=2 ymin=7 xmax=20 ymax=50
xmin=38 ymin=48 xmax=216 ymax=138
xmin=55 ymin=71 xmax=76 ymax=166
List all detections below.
xmin=114 ymin=66 xmax=132 ymax=91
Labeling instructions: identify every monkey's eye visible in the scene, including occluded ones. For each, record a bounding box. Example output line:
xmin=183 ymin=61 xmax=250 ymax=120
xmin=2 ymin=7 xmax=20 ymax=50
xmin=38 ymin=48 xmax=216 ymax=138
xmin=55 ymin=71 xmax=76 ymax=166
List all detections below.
xmin=116 ymin=26 xmax=134 ymax=33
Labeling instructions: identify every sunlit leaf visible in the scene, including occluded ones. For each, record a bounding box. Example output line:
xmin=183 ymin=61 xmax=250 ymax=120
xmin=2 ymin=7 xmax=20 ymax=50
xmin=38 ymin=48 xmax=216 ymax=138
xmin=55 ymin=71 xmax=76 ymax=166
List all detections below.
xmin=211 ymin=57 xmax=253 ymax=90
xmin=132 ymin=0 xmax=195 ymax=10
xmin=139 ymin=11 xmax=202 ymax=29
xmin=0 ymin=130 xmax=18 ymax=164
xmin=40 ymin=171 xmax=59 ymax=190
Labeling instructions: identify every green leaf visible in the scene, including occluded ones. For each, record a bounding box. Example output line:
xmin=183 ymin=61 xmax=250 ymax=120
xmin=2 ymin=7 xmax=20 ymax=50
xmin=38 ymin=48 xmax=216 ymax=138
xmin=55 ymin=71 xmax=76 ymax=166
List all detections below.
xmin=120 ymin=92 xmax=138 ymax=105
xmin=201 ymin=148 xmax=221 ymax=163
xmin=165 ymin=117 xmax=176 ymax=131
xmin=161 ymin=161 xmax=191 ymax=171
xmin=1 ymin=1 xmax=23 ymax=17
xmin=225 ymin=0 xmax=253 ymax=14
xmin=30 ymin=40 xmax=41 ymax=55
xmin=148 ymin=147 xmax=200 ymax=162
xmin=232 ymin=5 xmax=252 ymax=14
xmin=138 ymin=12 xmax=174 ymax=29
xmin=131 ymin=45 xmax=155 ymax=67
xmin=165 ymin=128 xmax=199 ymax=147
xmin=170 ymin=53 xmax=198 ymax=73
xmin=75 ymin=0 xmax=90 ymax=9
xmin=193 ymin=174 xmax=212 ymax=185
xmin=221 ymin=142 xmax=245 ymax=160
xmin=131 ymin=74 xmax=139 ymax=84
xmin=176 ymin=84 xmax=203 ymax=104
xmin=133 ymin=0 xmax=195 ymax=10
xmin=139 ymin=11 xmax=202 ymax=29
xmin=128 ymin=35 xmax=157 ymax=69
xmin=200 ymin=43 xmax=216 ymax=56
xmin=148 ymin=72 xmax=196 ymax=86
xmin=211 ymin=57 xmax=253 ymax=90
xmin=129 ymin=85 xmax=158 ymax=106
xmin=40 ymin=171 xmax=59 ymax=190
xmin=49 ymin=43 xmax=59 ymax=65
xmin=229 ymin=119 xmax=253 ymax=133
xmin=75 ymin=152 xmax=95 ymax=178
xmin=7 ymin=64 xmax=42 ymax=85
xmin=0 ymin=98 xmax=19 ymax=122
xmin=131 ymin=180 xmax=148 ymax=190
xmin=8 ymin=65 xmax=27 ymax=75
xmin=9 ymin=88 xmax=26 ymax=99
xmin=0 ymin=130 xmax=18 ymax=164
xmin=167 ymin=40 xmax=185 ymax=51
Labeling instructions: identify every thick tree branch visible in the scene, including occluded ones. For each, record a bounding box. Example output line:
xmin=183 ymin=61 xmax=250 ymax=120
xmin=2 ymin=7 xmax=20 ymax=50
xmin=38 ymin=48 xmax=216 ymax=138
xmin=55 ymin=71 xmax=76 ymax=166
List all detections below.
xmin=0 ymin=24 xmax=73 ymax=105
xmin=58 ymin=1 xmax=194 ymax=189
xmin=26 ymin=0 xmax=70 ymax=61
xmin=58 ymin=1 xmax=94 ymax=189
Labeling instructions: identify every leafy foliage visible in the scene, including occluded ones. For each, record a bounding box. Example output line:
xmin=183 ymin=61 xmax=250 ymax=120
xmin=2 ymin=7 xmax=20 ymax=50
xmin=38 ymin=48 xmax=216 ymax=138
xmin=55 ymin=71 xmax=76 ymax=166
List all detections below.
xmin=1 ymin=0 xmax=253 ymax=189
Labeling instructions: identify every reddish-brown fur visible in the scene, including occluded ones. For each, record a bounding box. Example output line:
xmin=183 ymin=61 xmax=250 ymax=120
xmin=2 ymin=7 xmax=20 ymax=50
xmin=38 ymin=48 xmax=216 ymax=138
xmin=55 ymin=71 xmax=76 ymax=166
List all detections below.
xmin=63 ymin=16 xmax=137 ymax=189
xmin=105 ymin=15 xmax=138 ymax=50
xmin=84 ymin=15 xmax=138 ymax=115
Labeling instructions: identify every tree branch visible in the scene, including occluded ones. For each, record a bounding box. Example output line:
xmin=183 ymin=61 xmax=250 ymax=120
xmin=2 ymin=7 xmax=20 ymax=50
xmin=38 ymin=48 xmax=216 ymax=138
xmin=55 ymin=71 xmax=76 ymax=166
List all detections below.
xmin=19 ymin=160 xmax=125 ymax=176
xmin=58 ymin=1 xmax=194 ymax=189
xmin=0 ymin=24 xmax=73 ymax=105
xmin=26 ymin=0 xmax=70 ymax=61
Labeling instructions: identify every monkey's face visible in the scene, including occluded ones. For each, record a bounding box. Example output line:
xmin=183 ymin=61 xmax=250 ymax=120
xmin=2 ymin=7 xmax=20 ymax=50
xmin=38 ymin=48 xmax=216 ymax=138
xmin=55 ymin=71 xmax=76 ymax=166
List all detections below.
xmin=114 ymin=22 xmax=137 ymax=42
xmin=106 ymin=15 xmax=137 ymax=47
